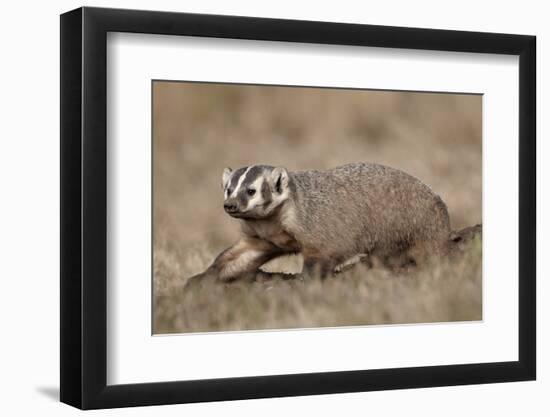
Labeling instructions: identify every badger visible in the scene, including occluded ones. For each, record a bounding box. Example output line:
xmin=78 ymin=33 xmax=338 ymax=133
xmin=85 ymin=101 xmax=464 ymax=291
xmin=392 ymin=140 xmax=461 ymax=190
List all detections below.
xmin=194 ymin=162 xmax=451 ymax=282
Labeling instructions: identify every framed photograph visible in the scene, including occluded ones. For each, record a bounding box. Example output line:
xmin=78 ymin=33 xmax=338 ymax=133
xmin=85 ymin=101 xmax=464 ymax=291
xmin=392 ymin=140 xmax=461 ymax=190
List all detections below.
xmin=60 ymin=6 xmax=536 ymax=409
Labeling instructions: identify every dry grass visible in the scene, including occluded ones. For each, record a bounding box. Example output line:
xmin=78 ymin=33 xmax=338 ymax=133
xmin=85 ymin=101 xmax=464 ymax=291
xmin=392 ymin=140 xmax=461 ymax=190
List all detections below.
xmin=153 ymin=81 xmax=482 ymax=334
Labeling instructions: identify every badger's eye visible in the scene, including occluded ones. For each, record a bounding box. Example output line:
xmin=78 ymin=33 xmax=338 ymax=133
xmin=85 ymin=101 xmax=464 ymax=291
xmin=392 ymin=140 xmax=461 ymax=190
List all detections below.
xmin=247 ymin=189 xmax=256 ymax=196
xmin=227 ymin=188 xmax=233 ymax=195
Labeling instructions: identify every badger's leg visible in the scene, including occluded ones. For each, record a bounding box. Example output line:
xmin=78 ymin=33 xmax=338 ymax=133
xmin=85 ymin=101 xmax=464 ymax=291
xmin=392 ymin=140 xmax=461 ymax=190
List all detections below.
xmin=302 ymin=257 xmax=338 ymax=279
xmin=204 ymin=237 xmax=285 ymax=282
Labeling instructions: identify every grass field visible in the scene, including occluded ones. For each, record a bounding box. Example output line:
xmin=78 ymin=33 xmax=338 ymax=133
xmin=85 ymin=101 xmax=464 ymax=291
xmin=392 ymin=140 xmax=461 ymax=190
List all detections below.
xmin=153 ymin=82 xmax=482 ymax=334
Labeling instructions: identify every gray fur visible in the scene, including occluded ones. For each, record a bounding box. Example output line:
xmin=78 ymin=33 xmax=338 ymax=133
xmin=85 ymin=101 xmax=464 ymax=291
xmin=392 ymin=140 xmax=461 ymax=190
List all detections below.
xmin=287 ymin=163 xmax=451 ymax=263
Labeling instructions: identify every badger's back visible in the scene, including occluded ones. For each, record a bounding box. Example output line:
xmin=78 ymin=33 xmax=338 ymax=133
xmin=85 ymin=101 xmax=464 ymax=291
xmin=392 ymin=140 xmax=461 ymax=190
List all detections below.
xmin=288 ymin=162 xmax=451 ymax=259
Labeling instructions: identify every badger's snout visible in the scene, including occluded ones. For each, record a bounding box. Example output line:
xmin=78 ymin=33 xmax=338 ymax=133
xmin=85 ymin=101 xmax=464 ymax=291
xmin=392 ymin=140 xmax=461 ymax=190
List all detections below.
xmin=223 ymin=201 xmax=239 ymax=214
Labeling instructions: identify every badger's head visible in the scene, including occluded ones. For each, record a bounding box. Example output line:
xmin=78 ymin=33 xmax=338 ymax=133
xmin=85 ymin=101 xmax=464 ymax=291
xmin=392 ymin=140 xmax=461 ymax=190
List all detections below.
xmin=221 ymin=165 xmax=291 ymax=219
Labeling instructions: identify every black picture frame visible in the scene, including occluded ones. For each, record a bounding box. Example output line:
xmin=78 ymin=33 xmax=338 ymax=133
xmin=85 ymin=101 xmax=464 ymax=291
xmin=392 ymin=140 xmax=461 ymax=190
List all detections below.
xmin=60 ymin=6 xmax=536 ymax=410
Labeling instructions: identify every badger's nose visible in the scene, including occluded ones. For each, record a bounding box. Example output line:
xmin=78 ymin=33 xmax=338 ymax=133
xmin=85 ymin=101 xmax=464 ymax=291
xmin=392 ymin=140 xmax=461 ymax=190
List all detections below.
xmin=224 ymin=202 xmax=238 ymax=213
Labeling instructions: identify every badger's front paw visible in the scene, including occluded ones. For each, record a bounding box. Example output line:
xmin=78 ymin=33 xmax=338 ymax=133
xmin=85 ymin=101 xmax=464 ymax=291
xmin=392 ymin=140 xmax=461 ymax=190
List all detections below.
xmin=184 ymin=269 xmax=218 ymax=290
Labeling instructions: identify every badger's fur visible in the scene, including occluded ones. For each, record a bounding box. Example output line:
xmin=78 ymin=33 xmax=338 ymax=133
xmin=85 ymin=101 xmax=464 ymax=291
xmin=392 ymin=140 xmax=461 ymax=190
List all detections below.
xmin=199 ymin=162 xmax=452 ymax=282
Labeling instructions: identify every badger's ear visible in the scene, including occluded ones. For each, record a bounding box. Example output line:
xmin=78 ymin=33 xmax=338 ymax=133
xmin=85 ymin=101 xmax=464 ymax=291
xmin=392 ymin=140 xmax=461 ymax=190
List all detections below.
xmin=222 ymin=167 xmax=232 ymax=189
xmin=270 ymin=167 xmax=289 ymax=194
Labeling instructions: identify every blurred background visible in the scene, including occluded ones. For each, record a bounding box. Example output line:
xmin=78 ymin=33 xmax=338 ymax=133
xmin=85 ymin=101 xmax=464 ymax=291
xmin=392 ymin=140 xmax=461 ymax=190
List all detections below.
xmin=153 ymin=81 xmax=482 ymax=333
xmin=154 ymin=82 xmax=481 ymax=251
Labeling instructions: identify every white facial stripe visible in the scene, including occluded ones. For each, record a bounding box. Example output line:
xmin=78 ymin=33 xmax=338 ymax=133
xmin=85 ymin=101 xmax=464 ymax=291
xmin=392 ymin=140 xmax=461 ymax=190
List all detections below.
xmin=224 ymin=173 xmax=232 ymax=199
xmin=246 ymin=177 xmax=266 ymax=210
xmin=231 ymin=166 xmax=254 ymax=198
xmin=223 ymin=170 xmax=236 ymax=199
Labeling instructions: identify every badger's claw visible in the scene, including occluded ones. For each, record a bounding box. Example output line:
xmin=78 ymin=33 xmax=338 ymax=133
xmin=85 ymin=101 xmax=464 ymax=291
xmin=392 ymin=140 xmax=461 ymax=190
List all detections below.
xmin=333 ymin=254 xmax=369 ymax=274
